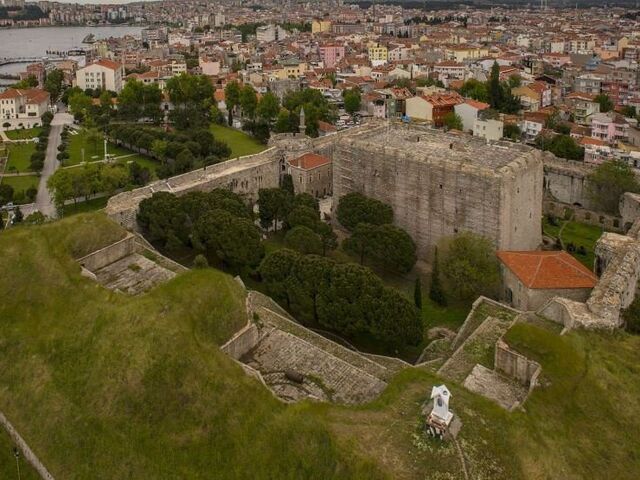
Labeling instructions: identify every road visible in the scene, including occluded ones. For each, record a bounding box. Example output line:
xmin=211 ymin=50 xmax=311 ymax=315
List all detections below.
xmin=35 ymin=112 xmax=73 ymax=218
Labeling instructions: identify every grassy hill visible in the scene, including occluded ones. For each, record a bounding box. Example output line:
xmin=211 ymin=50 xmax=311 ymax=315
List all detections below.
xmin=0 ymin=213 xmax=639 ymax=479
xmin=0 ymin=214 xmax=382 ymax=479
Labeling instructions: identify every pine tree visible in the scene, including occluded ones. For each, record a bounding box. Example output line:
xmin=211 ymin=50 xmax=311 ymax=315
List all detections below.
xmin=429 ymin=249 xmax=447 ymax=306
xmin=414 ymin=277 xmax=423 ymax=310
xmin=13 ymin=207 xmax=23 ymax=224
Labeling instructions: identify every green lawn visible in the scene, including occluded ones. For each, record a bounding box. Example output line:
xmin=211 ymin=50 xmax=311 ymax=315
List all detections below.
xmin=5 ymin=127 xmax=41 ymax=140
xmin=1 ymin=213 xmax=640 ymax=479
xmin=66 ymin=129 xmax=157 ymax=173
xmin=543 ymin=218 xmax=604 ymax=269
xmin=5 ymin=142 xmax=36 ymax=173
xmin=0 ymin=175 xmax=39 ymax=203
xmin=210 ymin=123 xmax=267 ymax=158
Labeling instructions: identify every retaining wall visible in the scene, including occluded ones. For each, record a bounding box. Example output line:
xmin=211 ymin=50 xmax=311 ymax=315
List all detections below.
xmin=494 ymin=339 xmax=541 ymax=387
xmin=76 ymin=233 xmax=135 ymax=271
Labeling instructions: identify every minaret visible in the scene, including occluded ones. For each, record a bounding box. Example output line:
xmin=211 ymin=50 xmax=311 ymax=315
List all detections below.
xmin=299 ymin=107 xmax=306 ymax=134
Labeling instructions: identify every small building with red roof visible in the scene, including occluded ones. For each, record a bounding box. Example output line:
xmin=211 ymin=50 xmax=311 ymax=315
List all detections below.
xmin=287 ymin=152 xmax=332 ymax=198
xmin=496 ymin=250 xmax=597 ymax=311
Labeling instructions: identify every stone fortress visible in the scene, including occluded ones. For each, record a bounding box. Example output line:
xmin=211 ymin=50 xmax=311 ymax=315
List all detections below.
xmin=107 ymin=121 xmax=544 ymax=254
xmin=105 ymin=119 xmax=640 ymax=333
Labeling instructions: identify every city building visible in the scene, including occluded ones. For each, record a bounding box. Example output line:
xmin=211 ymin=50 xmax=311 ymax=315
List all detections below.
xmin=76 ymin=59 xmax=125 ymax=93
xmin=0 ymin=88 xmax=50 ymax=130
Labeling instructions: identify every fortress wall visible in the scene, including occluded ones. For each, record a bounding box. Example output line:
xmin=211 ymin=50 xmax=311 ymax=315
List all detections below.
xmin=106 ymin=150 xmax=281 ymax=230
xmin=542 ymin=156 xmax=594 ymax=209
xmin=499 ymin=151 xmax=544 ymax=251
xmin=332 ymin=139 xmax=541 ymax=257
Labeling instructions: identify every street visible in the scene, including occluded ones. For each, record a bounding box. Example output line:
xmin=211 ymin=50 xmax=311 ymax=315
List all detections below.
xmin=34 ymin=111 xmax=73 ymax=218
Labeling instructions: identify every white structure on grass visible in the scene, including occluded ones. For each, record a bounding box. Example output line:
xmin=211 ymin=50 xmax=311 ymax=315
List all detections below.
xmin=430 ymin=385 xmax=453 ymax=424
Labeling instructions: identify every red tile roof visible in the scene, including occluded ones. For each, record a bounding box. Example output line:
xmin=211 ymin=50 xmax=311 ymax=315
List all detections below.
xmin=288 ymin=152 xmax=331 ymax=170
xmin=497 ymin=250 xmax=597 ymax=290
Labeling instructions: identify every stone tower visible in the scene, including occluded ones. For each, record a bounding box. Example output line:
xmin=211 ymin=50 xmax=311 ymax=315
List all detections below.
xmin=299 ymin=106 xmax=306 ymax=134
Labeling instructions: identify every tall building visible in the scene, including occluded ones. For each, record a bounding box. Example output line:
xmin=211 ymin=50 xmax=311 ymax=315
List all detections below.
xmin=75 ymin=59 xmax=125 ymax=93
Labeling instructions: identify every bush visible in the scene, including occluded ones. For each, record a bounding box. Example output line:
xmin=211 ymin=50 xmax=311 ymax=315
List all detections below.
xmin=193 ymin=254 xmax=209 ymax=269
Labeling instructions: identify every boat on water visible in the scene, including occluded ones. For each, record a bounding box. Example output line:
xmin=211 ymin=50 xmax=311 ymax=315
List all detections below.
xmin=82 ymin=33 xmax=96 ymax=44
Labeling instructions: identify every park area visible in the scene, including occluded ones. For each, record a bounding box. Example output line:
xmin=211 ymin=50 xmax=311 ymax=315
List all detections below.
xmin=542 ymin=217 xmax=604 ymax=269
xmin=65 ymin=128 xmax=158 ymax=175
xmin=210 ymin=123 xmax=266 ymax=158
xmin=4 ymin=142 xmax=36 ymax=173
xmin=0 ymin=175 xmax=39 ymax=204
xmin=5 ymin=127 xmax=41 ymax=141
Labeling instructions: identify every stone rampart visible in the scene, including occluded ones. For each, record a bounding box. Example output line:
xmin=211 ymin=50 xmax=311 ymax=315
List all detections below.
xmin=494 ymin=339 xmax=541 ymax=387
xmin=76 ymin=233 xmax=136 ymax=271
xmin=543 ymin=200 xmax=622 ymax=232
xmin=542 ymin=155 xmax=594 ymax=209
xmin=105 ymin=149 xmax=281 ymax=230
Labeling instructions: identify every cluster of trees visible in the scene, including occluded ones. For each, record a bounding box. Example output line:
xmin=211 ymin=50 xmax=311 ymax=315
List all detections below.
xmin=259 ymin=249 xmax=422 ymax=348
xmin=117 ymin=79 xmax=163 ymax=123
xmin=258 ymin=180 xmax=337 ymax=256
xmin=337 ymin=192 xmax=417 ymax=273
xmin=587 ymin=160 xmax=640 ymax=215
xmin=47 ymin=162 xmax=130 ymax=211
xmin=224 ymin=83 xmax=337 ymax=141
xmin=165 ymin=74 xmax=215 ymax=130
xmin=277 ymin=88 xmax=337 ymax=138
xmin=27 ymin=111 xmax=53 ymax=173
xmin=535 ymin=132 xmax=584 ymax=161
xmin=67 ymin=87 xmax=115 ymax=126
xmin=435 ymin=233 xmax=500 ymax=304
xmin=457 ymin=62 xmax=521 ymax=114
xmin=224 ymin=81 xmax=280 ymax=142
xmin=107 ymin=124 xmax=231 ymax=178
xmin=137 ymin=190 xmax=263 ymax=271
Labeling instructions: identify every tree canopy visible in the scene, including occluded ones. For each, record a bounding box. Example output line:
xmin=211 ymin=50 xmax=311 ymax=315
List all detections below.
xmin=587 ymin=160 xmax=640 ymax=215
xmin=439 ymin=232 xmax=500 ymax=303
xmin=336 ymin=192 xmax=394 ymax=231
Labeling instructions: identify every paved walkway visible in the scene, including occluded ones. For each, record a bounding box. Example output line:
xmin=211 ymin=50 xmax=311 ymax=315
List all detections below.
xmin=35 ymin=112 xmax=73 ymax=218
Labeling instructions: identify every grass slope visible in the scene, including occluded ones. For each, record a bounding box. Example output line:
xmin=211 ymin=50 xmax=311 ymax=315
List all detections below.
xmin=0 ymin=213 xmax=383 ymax=480
xmin=210 ymin=123 xmax=267 ymax=158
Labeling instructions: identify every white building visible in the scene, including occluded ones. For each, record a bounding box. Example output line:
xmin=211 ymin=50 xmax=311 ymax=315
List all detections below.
xmin=473 ymin=118 xmax=504 ymax=141
xmin=76 ymin=59 xmax=125 ymax=93
xmin=454 ymin=99 xmax=490 ymax=132
xmin=0 ymin=88 xmax=50 ymax=130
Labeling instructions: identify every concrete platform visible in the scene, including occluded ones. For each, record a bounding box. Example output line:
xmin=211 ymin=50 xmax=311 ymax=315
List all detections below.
xmin=93 ymin=253 xmax=176 ymax=295
xmin=463 ymin=364 xmax=528 ymax=411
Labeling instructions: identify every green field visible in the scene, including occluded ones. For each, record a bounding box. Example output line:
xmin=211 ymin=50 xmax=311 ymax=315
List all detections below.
xmin=1 ymin=214 xmax=640 ymax=479
xmin=0 ymin=175 xmax=39 ymax=203
xmin=66 ymin=130 xmax=157 ymax=175
xmin=5 ymin=142 xmax=36 ymax=173
xmin=5 ymin=128 xmax=41 ymax=140
xmin=210 ymin=123 xmax=267 ymax=158
xmin=543 ymin=218 xmax=604 ymax=268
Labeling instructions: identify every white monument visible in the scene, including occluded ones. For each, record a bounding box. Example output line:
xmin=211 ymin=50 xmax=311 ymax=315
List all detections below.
xmin=430 ymin=385 xmax=453 ymax=424
xmin=424 ymin=384 xmax=458 ymax=440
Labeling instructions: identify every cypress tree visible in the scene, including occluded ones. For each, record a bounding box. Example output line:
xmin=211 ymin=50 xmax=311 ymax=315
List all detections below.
xmin=429 ymin=249 xmax=447 ymax=306
xmin=414 ymin=277 xmax=423 ymax=310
